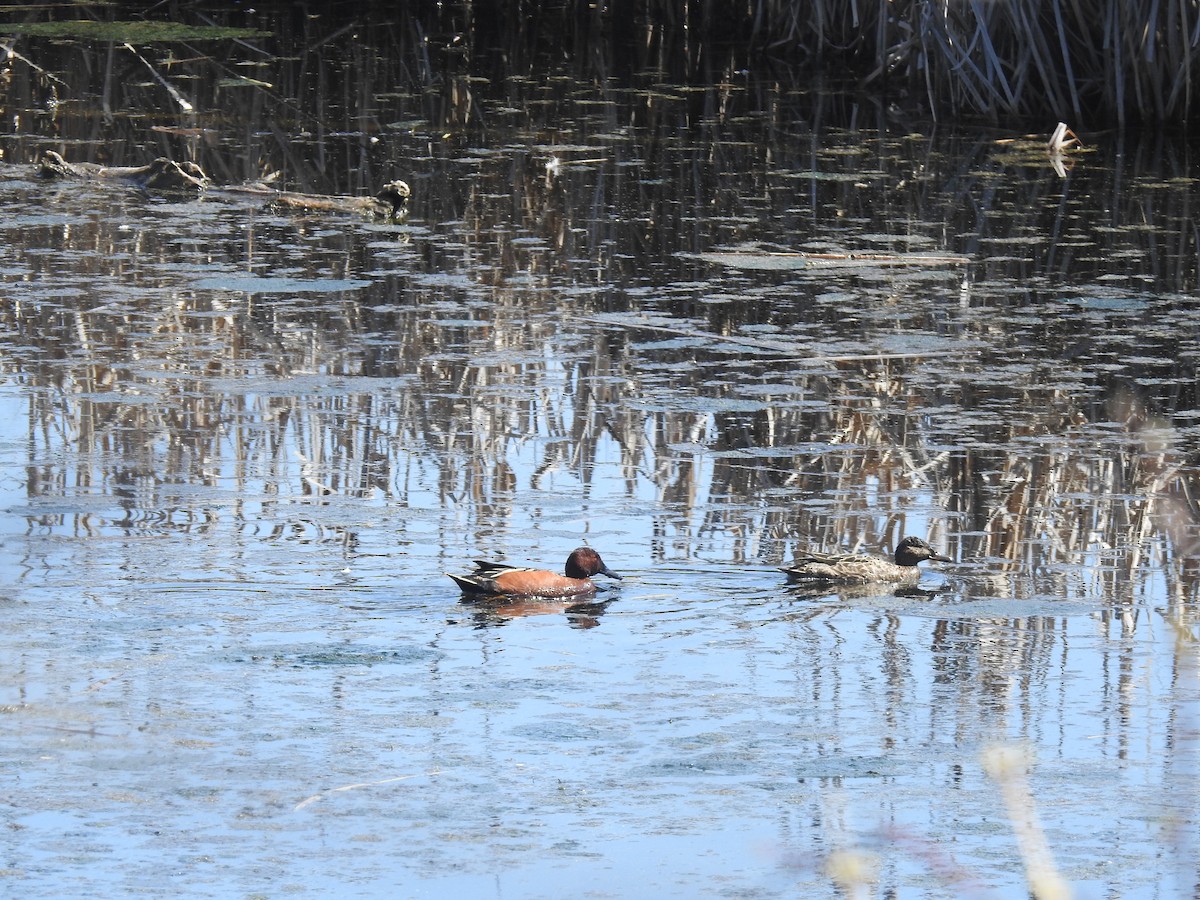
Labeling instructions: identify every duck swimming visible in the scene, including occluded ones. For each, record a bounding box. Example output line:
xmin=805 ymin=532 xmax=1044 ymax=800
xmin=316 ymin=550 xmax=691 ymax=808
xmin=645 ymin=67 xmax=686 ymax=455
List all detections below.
xmin=780 ymin=536 xmax=951 ymax=584
xmin=447 ymin=547 xmax=621 ymax=598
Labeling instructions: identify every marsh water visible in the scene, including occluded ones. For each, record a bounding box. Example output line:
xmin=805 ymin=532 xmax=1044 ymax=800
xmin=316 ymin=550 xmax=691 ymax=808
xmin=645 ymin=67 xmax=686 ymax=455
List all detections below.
xmin=0 ymin=12 xmax=1198 ymax=900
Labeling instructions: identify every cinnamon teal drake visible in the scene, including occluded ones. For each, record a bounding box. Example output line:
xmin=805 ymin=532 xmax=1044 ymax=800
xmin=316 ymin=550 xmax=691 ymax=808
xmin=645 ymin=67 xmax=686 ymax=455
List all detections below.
xmin=780 ymin=536 xmax=951 ymax=584
xmin=447 ymin=547 xmax=621 ymax=598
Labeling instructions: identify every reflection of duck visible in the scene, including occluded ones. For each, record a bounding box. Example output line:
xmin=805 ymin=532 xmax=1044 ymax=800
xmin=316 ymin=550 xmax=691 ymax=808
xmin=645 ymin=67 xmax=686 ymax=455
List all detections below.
xmin=781 ymin=536 xmax=951 ymax=584
xmin=447 ymin=547 xmax=621 ymax=598
xmin=460 ymin=597 xmax=612 ymax=629
xmin=784 ymin=581 xmax=949 ymax=604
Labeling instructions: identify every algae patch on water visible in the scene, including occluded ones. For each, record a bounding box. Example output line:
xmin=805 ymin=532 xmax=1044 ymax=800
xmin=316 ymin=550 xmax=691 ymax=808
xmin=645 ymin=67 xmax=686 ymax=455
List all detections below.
xmin=0 ymin=21 xmax=267 ymax=43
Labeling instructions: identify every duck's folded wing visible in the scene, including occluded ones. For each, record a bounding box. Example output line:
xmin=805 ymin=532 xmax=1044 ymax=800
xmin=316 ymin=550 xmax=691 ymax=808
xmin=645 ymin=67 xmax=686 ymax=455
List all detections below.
xmin=781 ymin=561 xmax=845 ymax=580
xmin=471 ymin=561 xmax=533 ymax=578
xmin=790 ymin=550 xmax=853 ymax=566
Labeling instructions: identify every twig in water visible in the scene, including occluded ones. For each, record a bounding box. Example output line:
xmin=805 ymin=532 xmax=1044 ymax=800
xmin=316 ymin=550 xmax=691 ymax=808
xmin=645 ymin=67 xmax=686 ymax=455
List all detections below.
xmin=0 ymin=38 xmax=68 ymax=87
xmin=1047 ymin=122 xmax=1082 ymax=153
xmin=295 ymin=769 xmax=440 ymax=811
xmin=123 ymin=43 xmax=194 ymax=112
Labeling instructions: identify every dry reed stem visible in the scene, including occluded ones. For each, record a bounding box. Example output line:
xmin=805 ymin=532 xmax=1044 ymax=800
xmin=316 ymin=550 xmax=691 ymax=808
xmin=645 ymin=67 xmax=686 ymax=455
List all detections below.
xmin=982 ymin=745 xmax=1072 ymax=900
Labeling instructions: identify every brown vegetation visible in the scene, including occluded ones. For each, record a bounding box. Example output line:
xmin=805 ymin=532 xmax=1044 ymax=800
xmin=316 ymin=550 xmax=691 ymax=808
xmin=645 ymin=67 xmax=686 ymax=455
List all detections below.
xmin=2 ymin=1 xmax=1199 ymax=132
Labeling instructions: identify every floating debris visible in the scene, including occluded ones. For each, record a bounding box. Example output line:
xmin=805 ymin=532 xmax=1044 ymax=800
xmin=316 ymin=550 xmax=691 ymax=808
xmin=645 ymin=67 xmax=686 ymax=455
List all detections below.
xmin=1047 ymin=121 xmax=1083 ymax=153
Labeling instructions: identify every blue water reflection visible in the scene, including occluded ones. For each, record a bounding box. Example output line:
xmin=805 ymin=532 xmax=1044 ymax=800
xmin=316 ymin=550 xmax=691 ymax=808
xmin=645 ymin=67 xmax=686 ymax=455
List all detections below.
xmin=0 ymin=54 xmax=1198 ymax=900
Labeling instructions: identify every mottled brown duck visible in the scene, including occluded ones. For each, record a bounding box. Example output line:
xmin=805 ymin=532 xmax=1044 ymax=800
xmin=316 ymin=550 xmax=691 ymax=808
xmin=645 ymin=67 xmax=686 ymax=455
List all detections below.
xmin=781 ymin=536 xmax=951 ymax=584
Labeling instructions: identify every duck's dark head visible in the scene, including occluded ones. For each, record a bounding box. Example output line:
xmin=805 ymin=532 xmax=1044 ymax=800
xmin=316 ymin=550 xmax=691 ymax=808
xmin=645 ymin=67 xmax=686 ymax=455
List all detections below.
xmin=375 ymin=180 xmax=411 ymax=218
xmin=894 ymin=537 xmax=952 ymax=567
xmin=564 ymin=547 xmax=621 ymax=580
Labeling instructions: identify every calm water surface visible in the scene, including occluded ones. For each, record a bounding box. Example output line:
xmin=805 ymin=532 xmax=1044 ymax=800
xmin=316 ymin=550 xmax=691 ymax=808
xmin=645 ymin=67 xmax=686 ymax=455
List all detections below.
xmin=0 ymin=20 xmax=1198 ymax=899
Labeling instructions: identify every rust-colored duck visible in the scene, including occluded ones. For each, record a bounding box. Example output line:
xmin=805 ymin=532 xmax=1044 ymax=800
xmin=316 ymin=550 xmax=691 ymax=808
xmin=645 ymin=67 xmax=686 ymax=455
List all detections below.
xmin=448 ymin=547 xmax=621 ymax=598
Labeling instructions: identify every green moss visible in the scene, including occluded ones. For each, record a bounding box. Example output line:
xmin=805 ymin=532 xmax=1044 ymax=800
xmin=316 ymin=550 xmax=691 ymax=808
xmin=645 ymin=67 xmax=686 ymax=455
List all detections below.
xmin=0 ymin=20 xmax=268 ymax=42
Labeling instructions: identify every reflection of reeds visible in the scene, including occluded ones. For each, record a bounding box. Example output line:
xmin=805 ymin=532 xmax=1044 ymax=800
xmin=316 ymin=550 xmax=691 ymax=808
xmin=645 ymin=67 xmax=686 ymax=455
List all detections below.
xmin=3 ymin=49 xmax=1200 ymax=597
xmin=1162 ymin=614 xmax=1200 ymax=889
xmin=5 ymin=217 xmax=1200 ymax=595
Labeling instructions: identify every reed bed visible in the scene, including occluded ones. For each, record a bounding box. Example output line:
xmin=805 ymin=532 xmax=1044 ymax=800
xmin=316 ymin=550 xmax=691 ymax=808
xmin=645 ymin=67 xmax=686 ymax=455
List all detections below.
xmin=476 ymin=0 xmax=1200 ymax=126
xmin=864 ymin=0 xmax=1200 ymax=126
xmin=3 ymin=1 xmax=1200 ymax=130
xmin=296 ymin=0 xmax=1200 ymax=126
